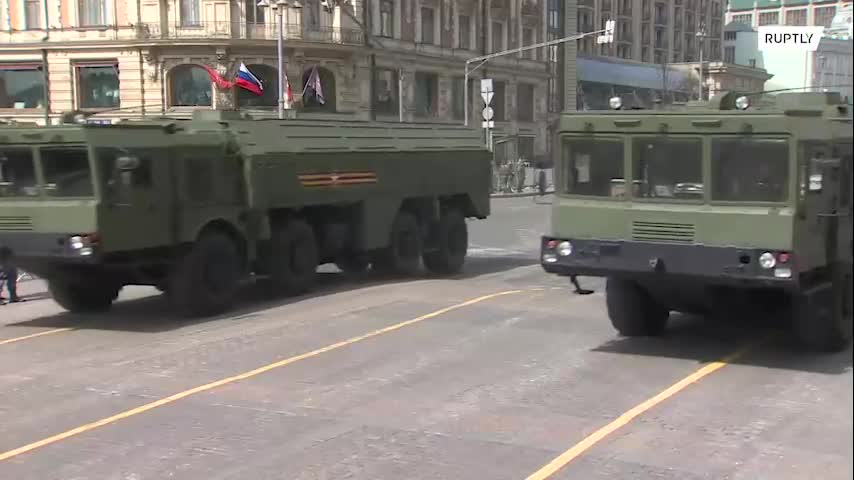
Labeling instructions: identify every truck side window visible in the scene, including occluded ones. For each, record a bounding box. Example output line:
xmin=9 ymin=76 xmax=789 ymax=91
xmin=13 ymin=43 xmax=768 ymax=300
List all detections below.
xmin=562 ymin=138 xmax=624 ymax=198
xmin=711 ymin=138 xmax=789 ymax=203
xmin=96 ymin=148 xmax=154 ymax=204
xmin=0 ymin=147 xmax=38 ymax=197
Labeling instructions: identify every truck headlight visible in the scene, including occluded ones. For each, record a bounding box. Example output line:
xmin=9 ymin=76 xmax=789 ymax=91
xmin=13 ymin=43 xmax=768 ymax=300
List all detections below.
xmin=68 ymin=233 xmax=98 ymax=256
xmin=558 ymin=241 xmax=573 ymax=256
xmin=759 ymin=252 xmax=776 ymax=269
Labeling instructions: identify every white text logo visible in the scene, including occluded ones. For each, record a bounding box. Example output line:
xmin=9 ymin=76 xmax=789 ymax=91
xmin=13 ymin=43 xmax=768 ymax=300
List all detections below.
xmin=758 ymin=26 xmax=825 ymax=51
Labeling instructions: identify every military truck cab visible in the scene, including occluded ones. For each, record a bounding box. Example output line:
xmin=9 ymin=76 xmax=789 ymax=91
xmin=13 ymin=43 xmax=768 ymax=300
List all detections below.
xmin=541 ymin=92 xmax=853 ymax=352
xmin=1 ymin=111 xmax=491 ymax=317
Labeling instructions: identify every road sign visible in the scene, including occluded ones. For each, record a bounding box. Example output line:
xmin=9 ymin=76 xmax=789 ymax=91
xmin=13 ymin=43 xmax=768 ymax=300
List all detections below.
xmin=481 ymin=91 xmax=494 ymax=105
xmin=482 ymin=106 xmax=494 ymax=121
xmin=480 ymin=78 xmax=493 ymax=93
xmin=482 ymin=120 xmax=495 ymax=129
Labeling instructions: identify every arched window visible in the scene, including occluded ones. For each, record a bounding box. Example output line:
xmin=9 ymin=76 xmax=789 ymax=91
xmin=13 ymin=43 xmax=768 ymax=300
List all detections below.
xmin=237 ymin=64 xmax=279 ymax=109
xmin=301 ymin=66 xmax=336 ymax=111
xmin=169 ymin=64 xmax=212 ymax=107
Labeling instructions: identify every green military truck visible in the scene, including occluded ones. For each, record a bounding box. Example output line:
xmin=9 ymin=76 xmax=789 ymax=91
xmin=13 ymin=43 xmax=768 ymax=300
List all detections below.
xmin=541 ymin=91 xmax=853 ymax=352
xmin=0 ymin=111 xmax=491 ymax=316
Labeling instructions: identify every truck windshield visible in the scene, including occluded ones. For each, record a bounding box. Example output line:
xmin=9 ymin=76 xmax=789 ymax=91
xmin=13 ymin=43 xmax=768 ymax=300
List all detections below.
xmin=633 ymin=138 xmax=703 ymax=200
xmin=0 ymin=147 xmax=39 ymax=197
xmin=40 ymin=147 xmax=95 ymax=198
xmin=562 ymin=138 xmax=625 ymax=197
xmin=0 ymin=146 xmax=94 ymax=198
xmin=711 ymin=138 xmax=789 ymax=203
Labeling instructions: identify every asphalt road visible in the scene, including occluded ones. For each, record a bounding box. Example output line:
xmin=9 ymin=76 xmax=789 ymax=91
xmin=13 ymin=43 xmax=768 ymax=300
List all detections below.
xmin=1 ymin=196 xmax=851 ymax=480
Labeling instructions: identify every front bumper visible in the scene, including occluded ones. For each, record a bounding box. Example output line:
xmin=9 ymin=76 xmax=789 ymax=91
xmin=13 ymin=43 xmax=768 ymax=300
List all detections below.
xmin=0 ymin=232 xmax=101 ymax=273
xmin=540 ymin=236 xmax=798 ymax=289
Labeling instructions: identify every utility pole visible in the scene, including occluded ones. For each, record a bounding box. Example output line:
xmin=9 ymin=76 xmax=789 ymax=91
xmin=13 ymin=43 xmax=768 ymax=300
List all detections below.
xmin=463 ymin=20 xmax=615 ymax=126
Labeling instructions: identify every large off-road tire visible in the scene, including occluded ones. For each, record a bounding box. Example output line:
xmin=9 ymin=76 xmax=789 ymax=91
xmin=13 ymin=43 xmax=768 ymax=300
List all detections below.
xmin=268 ymin=219 xmax=319 ymax=296
xmin=423 ymin=208 xmax=468 ymax=275
xmin=792 ymin=272 xmax=853 ymax=353
xmin=48 ymin=279 xmax=120 ymax=313
xmin=169 ymin=231 xmax=242 ymax=317
xmin=606 ymin=277 xmax=670 ymax=336
xmin=372 ymin=211 xmax=422 ymax=276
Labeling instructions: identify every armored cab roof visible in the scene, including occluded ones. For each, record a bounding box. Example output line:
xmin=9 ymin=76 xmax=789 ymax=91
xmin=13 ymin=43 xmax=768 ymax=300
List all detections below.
xmin=558 ymin=91 xmax=853 ymax=138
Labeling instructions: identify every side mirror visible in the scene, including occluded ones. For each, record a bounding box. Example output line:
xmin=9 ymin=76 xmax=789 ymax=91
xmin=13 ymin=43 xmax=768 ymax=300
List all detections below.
xmin=115 ymin=155 xmax=140 ymax=171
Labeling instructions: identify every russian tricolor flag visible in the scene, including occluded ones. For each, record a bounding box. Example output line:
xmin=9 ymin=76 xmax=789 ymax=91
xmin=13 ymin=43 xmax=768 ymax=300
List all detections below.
xmin=235 ymin=63 xmax=263 ymax=96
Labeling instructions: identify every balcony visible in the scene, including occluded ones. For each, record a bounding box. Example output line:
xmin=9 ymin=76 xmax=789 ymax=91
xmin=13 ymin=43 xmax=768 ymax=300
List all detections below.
xmin=579 ymin=0 xmax=595 ymax=7
xmin=135 ymin=21 xmax=364 ymax=45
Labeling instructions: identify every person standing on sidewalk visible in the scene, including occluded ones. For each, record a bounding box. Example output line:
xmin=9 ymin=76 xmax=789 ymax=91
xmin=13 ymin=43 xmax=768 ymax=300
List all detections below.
xmin=0 ymin=247 xmax=22 ymax=304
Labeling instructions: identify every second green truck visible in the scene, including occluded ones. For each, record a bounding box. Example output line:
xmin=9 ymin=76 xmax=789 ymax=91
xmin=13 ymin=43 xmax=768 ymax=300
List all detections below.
xmin=0 ymin=111 xmax=491 ymax=316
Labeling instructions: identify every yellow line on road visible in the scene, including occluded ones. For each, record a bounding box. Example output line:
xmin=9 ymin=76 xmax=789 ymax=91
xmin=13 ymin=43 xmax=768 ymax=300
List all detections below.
xmin=0 ymin=289 xmax=523 ymax=462
xmin=525 ymin=340 xmax=763 ymax=480
xmin=0 ymin=328 xmax=74 ymax=346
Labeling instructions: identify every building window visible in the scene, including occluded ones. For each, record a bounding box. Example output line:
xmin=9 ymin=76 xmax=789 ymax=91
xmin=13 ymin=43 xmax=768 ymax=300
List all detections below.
xmin=724 ymin=46 xmax=735 ymax=63
xmin=654 ymin=2 xmax=666 ymax=24
xmin=374 ymin=68 xmax=399 ymax=115
xmin=380 ymin=0 xmax=394 ymax=38
xmin=75 ymin=63 xmax=120 ymax=109
xmin=709 ymin=40 xmax=720 ymax=60
xmin=0 ymin=64 xmax=45 ymax=109
xmin=492 ymin=80 xmax=506 ymax=121
xmin=78 ymin=0 xmax=107 ymax=26
xmin=516 ymin=84 xmax=535 ymax=122
xmin=758 ymin=11 xmax=779 ymax=26
xmin=459 ymin=15 xmax=471 ymax=49
xmin=169 ymin=64 xmax=212 ymax=107
xmin=414 ymin=72 xmax=438 ymax=118
xmin=236 ymin=64 xmax=278 ymax=108
xmin=618 ymin=44 xmax=631 ymax=59
xmin=245 ymin=0 xmax=265 ymax=23
xmin=420 ymin=7 xmax=435 ymax=44
xmin=24 ymin=0 xmax=42 ymax=29
xmin=180 ymin=0 xmax=201 ymax=27
xmin=732 ymin=13 xmax=752 ymax=25
xmin=523 ymin=28 xmax=536 ymax=59
xmin=785 ymin=9 xmax=806 ymax=26
xmin=814 ymin=6 xmax=836 ymax=27
xmin=724 ymin=31 xmax=736 ymax=40
xmin=492 ymin=21 xmax=504 ymax=52
xmin=451 ymin=77 xmax=467 ymax=120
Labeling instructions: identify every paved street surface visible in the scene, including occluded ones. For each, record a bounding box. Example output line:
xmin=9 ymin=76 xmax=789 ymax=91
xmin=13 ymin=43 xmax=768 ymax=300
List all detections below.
xmin=2 ymin=196 xmax=851 ymax=480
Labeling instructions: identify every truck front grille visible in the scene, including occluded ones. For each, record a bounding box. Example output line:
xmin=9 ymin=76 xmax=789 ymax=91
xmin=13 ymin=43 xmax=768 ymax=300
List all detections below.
xmin=631 ymin=221 xmax=695 ymax=244
xmin=0 ymin=216 xmax=33 ymax=231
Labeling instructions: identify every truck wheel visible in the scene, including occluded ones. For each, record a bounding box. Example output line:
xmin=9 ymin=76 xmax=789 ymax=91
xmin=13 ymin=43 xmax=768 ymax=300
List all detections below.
xmin=48 ymin=279 xmax=120 ymax=313
xmin=169 ymin=231 xmax=242 ymax=317
xmin=373 ymin=211 xmax=422 ymax=275
xmin=423 ymin=209 xmax=468 ymax=274
xmin=792 ymin=274 xmax=853 ymax=352
xmin=269 ymin=219 xmax=318 ymax=295
xmin=606 ymin=277 xmax=670 ymax=336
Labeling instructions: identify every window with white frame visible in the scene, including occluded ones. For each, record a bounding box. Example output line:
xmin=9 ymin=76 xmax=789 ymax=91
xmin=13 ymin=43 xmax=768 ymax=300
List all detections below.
xmin=380 ymin=0 xmax=394 ymax=38
xmin=78 ymin=0 xmax=107 ymax=27
xmin=180 ymin=0 xmax=201 ymax=27
xmin=24 ymin=0 xmax=42 ymax=29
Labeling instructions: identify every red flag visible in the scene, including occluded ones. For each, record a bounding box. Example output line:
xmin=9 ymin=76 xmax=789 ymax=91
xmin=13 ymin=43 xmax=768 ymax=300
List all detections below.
xmin=202 ymin=65 xmax=234 ymax=90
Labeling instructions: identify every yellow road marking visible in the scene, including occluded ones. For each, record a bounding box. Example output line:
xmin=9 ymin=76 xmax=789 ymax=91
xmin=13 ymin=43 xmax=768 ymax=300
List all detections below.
xmin=0 ymin=328 xmax=73 ymax=346
xmin=0 ymin=289 xmax=523 ymax=462
xmin=525 ymin=341 xmax=762 ymax=480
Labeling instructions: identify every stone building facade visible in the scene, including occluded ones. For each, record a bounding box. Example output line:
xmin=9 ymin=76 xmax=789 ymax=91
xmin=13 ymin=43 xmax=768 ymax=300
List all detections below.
xmin=0 ymin=0 xmax=560 ymax=158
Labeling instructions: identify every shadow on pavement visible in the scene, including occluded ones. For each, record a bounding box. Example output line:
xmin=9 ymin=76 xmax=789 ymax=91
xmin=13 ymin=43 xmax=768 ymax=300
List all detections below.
xmin=8 ymin=255 xmax=537 ymax=334
xmin=592 ymin=312 xmax=853 ymax=375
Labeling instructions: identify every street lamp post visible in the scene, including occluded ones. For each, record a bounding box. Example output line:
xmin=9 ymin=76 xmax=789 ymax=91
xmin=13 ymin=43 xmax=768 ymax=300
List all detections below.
xmin=696 ymin=27 xmax=707 ymax=101
xmin=463 ymin=20 xmax=615 ymax=126
xmin=258 ymin=0 xmax=302 ymax=119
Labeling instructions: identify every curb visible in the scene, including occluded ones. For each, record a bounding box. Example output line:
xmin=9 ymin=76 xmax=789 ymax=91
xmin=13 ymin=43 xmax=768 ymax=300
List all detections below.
xmin=491 ymin=190 xmax=555 ymax=199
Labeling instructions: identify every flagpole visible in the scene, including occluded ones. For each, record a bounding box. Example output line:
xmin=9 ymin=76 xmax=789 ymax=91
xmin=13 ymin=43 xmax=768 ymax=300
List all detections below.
xmin=277 ymin=5 xmax=284 ymax=119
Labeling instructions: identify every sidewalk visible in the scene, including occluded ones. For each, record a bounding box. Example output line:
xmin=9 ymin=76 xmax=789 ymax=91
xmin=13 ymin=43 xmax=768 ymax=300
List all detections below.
xmin=491 ymin=188 xmax=554 ymax=198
